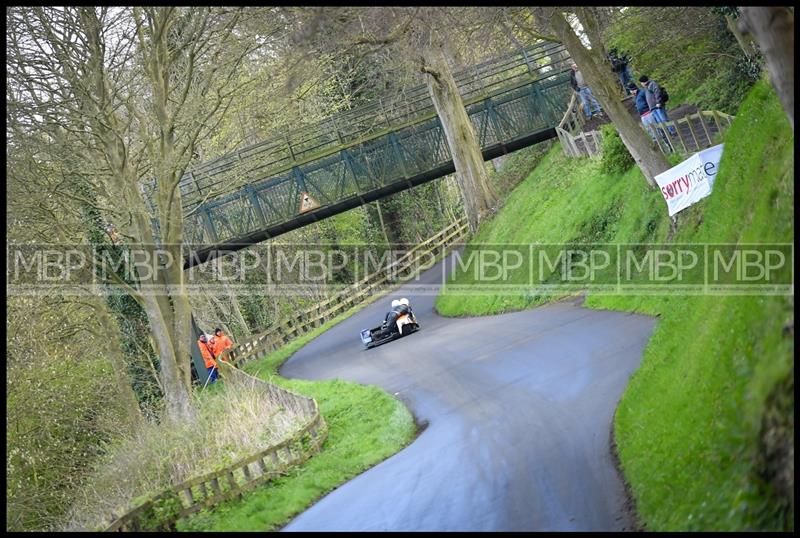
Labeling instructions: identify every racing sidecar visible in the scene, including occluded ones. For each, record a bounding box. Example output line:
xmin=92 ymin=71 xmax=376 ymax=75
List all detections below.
xmin=360 ymin=311 xmax=419 ymax=349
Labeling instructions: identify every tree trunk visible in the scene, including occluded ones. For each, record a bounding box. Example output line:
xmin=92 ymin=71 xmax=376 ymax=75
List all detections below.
xmin=144 ymin=336 xmax=165 ymax=394
xmin=422 ymin=44 xmax=497 ymax=233
xmin=725 ymin=13 xmax=756 ymax=59
xmin=545 ymin=8 xmax=671 ymax=187
xmin=142 ymin=293 xmax=197 ymax=423
xmin=739 ymin=7 xmax=794 ymax=131
xmin=374 ymin=200 xmax=391 ymax=245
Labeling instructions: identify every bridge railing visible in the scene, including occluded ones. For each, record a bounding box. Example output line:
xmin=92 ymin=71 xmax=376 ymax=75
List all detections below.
xmin=227 ymin=217 xmax=470 ymax=367
xmin=652 ymin=110 xmax=734 ymax=155
xmin=104 ymin=367 xmax=327 ymax=532
xmin=176 ymin=41 xmax=570 ymax=214
xmin=180 ymin=71 xmax=571 ymax=250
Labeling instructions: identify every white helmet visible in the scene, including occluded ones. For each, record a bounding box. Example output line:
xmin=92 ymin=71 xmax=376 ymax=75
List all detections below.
xmin=391 ymin=299 xmax=401 ymax=308
xmin=399 ymin=298 xmax=410 ymax=306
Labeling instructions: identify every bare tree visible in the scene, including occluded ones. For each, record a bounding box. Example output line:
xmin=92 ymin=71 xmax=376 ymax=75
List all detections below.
xmin=738 ymin=7 xmax=794 ymax=130
xmin=7 ymin=6 xmax=261 ymax=422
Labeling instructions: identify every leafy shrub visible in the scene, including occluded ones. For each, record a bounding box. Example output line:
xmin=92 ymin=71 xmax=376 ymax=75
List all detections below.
xmin=6 ymin=297 xmax=135 ymax=532
xmin=599 ymin=123 xmax=635 ymax=175
xmin=137 ymin=491 xmax=183 ymax=531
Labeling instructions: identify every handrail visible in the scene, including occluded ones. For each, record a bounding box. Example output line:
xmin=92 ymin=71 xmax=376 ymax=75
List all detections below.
xmin=558 ymin=109 xmax=735 ymax=158
xmin=228 ymin=217 xmax=470 ymax=366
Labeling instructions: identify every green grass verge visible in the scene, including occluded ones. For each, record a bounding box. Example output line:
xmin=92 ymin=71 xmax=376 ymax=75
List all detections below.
xmin=435 ymin=80 xmax=794 ymax=530
xmin=435 ymin=130 xmax=676 ymax=317
xmin=177 ymin=277 xmax=418 ymax=531
xmin=589 ymin=80 xmax=794 ymax=531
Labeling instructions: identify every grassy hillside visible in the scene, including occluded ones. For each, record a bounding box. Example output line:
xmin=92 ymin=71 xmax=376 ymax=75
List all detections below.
xmin=435 ymin=134 xmax=677 ymax=317
xmin=436 ymin=80 xmax=794 ymax=530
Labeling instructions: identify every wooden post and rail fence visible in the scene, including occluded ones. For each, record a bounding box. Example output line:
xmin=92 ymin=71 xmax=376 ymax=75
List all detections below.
xmin=105 ymin=367 xmax=327 ymax=531
xmin=556 ymin=92 xmax=735 ymax=158
xmin=227 ymin=216 xmax=470 ymax=368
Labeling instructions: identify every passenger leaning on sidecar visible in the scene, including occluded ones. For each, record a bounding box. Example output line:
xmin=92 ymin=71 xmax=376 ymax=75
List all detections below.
xmin=378 ymin=299 xmax=409 ymax=338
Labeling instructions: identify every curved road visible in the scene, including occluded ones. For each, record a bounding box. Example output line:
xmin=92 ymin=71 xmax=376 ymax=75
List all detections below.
xmin=280 ymin=255 xmax=654 ymax=531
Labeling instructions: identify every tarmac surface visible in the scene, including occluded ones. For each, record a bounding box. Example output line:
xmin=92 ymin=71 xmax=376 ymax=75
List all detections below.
xmin=280 ymin=254 xmax=655 ymax=531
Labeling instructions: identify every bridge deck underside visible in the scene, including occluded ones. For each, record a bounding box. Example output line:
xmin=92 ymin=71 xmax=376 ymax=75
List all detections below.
xmin=178 ymin=46 xmax=572 ymax=267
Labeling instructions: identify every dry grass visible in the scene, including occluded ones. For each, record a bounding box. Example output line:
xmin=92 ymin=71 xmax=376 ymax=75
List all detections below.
xmin=64 ymin=372 xmax=309 ymax=531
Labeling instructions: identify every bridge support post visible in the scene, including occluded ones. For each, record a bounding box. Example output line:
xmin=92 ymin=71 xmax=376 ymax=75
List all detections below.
xmin=201 ymin=208 xmax=219 ymax=243
xmin=244 ymin=185 xmax=268 ymax=228
xmin=341 ymin=149 xmax=367 ymax=194
xmin=521 ymin=48 xmax=535 ymax=77
xmin=292 ymin=167 xmax=308 ymax=193
xmin=529 ymin=80 xmax=556 ymax=128
xmin=485 ymin=98 xmax=506 ymax=147
xmin=389 ymin=132 xmax=411 ymax=182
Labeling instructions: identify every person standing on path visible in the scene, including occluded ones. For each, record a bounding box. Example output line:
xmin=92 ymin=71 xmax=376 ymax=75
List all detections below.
xmin=198 ymin=333 xmax=218 ymax=384
xmin=211 ymin=327 xmax=234 ymax=363
xmin=609 ymin=49 xmax=634 ymax=94
xmin=639 ymin=76 xmax=675 ymax=152
xmin=570 ymin=62 xmax=604 ymax=120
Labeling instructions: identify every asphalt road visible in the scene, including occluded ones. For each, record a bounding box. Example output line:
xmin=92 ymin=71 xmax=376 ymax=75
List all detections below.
xmin=280 ymin=254 xmax=655 ymax=531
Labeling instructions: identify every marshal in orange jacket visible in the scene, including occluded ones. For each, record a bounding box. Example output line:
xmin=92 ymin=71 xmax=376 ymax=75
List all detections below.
xmin=197 ymin=337 xmax=217 ymax=369
xmin=211 ymin=332 xmax=234 ymax=361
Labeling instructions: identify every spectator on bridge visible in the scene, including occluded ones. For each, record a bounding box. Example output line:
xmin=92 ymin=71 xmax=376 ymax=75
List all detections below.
xmin=569 ymin=63 xmax=604 ymax=121
xmin=198 ymin=334 xmax=218 ymax=384
xmin=211 ymin=327 xmax=234 ymax=363
xmin=639 ymin=75 xmax=677 ymax=138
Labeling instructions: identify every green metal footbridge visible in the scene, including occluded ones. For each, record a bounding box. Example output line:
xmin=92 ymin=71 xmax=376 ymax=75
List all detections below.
xmin=170 ymin=41 xmax=572 ymax=267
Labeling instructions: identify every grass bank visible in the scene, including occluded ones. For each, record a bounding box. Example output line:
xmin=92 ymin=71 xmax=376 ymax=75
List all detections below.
xmin=177 ymin=291 xmax=417 ymax=531
xmin=436 ymin=80 xmax=794 ymax=530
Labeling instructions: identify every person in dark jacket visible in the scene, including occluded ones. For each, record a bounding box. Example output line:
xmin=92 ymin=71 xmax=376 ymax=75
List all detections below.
xmin=609 ymin=49 xmax=634 ymax=93
xmin=375 ymin=299 xmax=409 ymax=339
xmin=639 ymin=75 xmax=677 ymax=137
xmin=633 ymin=86 xmax=657 ymax=143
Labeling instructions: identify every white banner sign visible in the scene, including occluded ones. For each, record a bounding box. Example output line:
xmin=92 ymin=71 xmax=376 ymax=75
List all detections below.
xmin=655 ymin=144 xmax=724 ymax=216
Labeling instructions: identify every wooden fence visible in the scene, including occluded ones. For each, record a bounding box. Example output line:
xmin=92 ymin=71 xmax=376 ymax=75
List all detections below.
xmin=105 ymin=367 xmax=327 ymax=531
xmin=227 ymin=216 xmax=470 ymax=367
xmin=556 ymin=91 xmax=735 ymax=158
xmin=555 ymin=92 xmax=597 ymax=157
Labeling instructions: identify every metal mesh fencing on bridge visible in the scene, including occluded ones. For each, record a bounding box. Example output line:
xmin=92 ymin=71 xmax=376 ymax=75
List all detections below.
xmin=148 ymin=41 xmax=572 ymax=256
